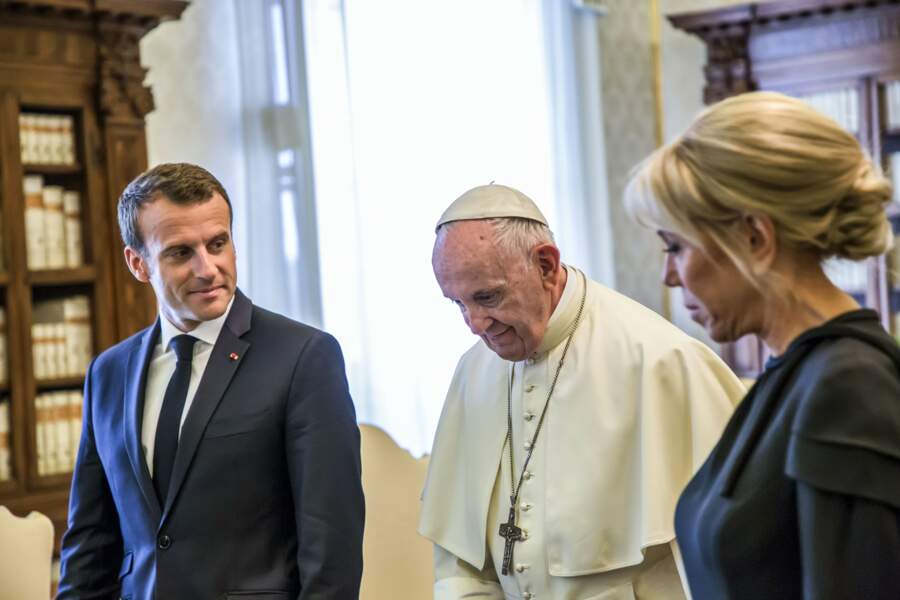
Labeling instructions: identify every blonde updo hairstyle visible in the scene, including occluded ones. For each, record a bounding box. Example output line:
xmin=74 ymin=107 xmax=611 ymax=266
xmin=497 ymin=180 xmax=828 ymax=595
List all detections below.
xmin=626 ymin=91 xmax=893 ymax=289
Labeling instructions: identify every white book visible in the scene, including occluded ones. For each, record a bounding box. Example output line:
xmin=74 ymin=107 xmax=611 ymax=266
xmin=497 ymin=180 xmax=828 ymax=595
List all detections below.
xmin=63 ymin=296 xmax=92 ymax=376
xmin=43 ymin=394 xmax=58 ymax=474
xmin=52 ymin=323 xmax=67 ymax=378
xmin=18 ymin=114 xmax=27 ymax=163
xmin=36 ymin=395 xmax=48 ymax=476
xmin=42 ymin=185 xmax=66 ymax=269
xmin=0 ymin=401 xmax=9 ymax=481
xmin=50 ymin=117 xmax=65 ymax=165
xmin=67 ymin=391 xmax=83 ymax=470
xmin=37 ymin=115 xmax=53 ymax=164
xmin=0 ymin=307 xmax=6 ymax=385
xmin=31 ymin=323 xmax=45 ymax=380
xmin=61 ymin=116 xmax=76 ymax=165
xmin=63 ymin=191 xmax=83 ymax=267
xmin=23 ymin=175 xmax=47 ymax=270
xmin=52 ymin=392 xmax=70 ymax=474
xmin=20 ymin=114 xmax=36 ymax=164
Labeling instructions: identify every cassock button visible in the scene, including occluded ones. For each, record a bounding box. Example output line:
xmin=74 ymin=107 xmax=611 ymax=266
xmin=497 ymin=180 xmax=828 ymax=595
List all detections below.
xmin=525 ymin=384 xmax=536 ymax=393
xmin=523 ymin=440 xmax=532 ymax=450
xmin=524 ymin=412 xmax=535 ymax=421
xmin=523 ymin=471 xmax=534 ymax=480
xmin=515 ymin=563 xmax=529 ymax=573
xmin=521 ymin=502 xmax=532 ymax=512
xmin=523 ymin=592 xmax=534 ymax=599
xmin=158 ymin=535 xmax=172 ymax=550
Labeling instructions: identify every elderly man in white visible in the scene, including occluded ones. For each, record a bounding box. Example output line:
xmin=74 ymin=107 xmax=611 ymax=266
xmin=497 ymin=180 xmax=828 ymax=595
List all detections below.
xmin=419 ymin=184 xmax=745 ymax=599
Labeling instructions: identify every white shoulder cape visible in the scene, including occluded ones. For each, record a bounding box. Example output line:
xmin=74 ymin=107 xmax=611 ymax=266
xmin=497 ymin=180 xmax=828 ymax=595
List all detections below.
xmin=418 ymin=275 xmax=744 ymax=576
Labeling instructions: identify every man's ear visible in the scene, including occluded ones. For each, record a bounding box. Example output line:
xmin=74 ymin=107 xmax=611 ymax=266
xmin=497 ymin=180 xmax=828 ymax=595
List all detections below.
xmin=124 ymin=246 xmax=150 ymax=283
xmin=743 ymin=214 xmax=777 ymax=275
xmin=533 ymin=243 xmax=562 ymax=288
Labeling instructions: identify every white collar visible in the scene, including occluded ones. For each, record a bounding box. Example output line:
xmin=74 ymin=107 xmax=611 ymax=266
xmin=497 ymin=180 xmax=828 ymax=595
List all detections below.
xmin=159 ymin=295 xmax=235 ymax=350
xmin=533 ymin=264 xmax=583 ymax=357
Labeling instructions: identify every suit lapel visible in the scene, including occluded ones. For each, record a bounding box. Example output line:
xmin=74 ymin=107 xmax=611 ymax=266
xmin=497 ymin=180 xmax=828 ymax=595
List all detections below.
xmin=123 ymin=320 xmax=163 ymax=521
xmin=161 ymin=291 xmax=253 ymax=522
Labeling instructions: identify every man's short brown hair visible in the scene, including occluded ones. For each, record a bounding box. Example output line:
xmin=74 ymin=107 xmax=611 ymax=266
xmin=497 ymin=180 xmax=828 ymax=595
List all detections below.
xmin=117 ymin=162 xmax=233 ymax=253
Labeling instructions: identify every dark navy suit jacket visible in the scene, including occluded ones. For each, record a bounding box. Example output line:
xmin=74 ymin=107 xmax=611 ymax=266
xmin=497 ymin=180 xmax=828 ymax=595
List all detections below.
xmin=57 ymin=290 xmax=364 ymax=600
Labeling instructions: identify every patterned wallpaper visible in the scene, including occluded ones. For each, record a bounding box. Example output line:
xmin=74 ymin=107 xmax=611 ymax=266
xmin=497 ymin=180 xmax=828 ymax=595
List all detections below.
xmin=597 ymin=0 xmax=749 ymax=343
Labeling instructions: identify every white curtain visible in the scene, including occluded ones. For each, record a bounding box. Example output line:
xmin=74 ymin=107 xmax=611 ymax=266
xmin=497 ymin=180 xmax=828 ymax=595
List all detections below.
xmin=234 ymin=0 xmax=323 ymax=326
xmin=303 ymin=0 xmax=612 ymax=454
xmin=541 ymin=0 xmax=615 ymax=287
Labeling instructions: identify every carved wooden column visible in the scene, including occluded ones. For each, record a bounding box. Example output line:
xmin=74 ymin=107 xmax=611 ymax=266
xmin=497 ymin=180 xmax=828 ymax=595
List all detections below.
xmin=669 ymin=6 xmax=755 ymax=104
xmin=97 ymin=21 xmax=159 ymax=338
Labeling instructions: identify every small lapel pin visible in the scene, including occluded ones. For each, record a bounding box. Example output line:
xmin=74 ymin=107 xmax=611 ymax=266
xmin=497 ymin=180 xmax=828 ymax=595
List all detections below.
xmin=229 ymin=352 xmax=239 ymax=361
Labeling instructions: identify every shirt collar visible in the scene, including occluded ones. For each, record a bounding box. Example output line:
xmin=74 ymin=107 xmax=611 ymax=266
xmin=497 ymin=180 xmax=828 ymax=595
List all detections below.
xmin=159 ymin=295 xmax=235 ymax=351
xmin=533 ymin=264 xmax=584 ymax=357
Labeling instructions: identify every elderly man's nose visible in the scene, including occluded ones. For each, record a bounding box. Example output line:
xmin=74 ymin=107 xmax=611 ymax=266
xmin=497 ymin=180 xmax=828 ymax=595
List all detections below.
xmin=465 ymin=309 xmax=491 ymax=336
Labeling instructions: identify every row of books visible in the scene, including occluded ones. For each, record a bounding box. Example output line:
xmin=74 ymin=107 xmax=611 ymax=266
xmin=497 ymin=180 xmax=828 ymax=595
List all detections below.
xmin=0 ymin=307 xmax=6 ymax=386
xmin=886 ymin=81 xmax=900 ymax=131
xmin=32 ymin=296 xmax=92 ymax=381
xmin=0 ymin=400 xmax=9 ymax=481
xmin=19 ymin=113 xmax=77 ymax=166
xmin=797 ymin=87 xmax=860 ymax=135
xmin=824 ymin=257 xmax=869 ymax=293
xmin=35 ymin=390 xmax=83 ymax=476
xmin=24 ymin=175 xmax=84 ymax=271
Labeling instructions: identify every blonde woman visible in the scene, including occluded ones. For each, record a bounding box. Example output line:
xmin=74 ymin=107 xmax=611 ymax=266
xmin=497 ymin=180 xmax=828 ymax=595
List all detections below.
xmin=626 ymin=91 xmax=900 ymax=599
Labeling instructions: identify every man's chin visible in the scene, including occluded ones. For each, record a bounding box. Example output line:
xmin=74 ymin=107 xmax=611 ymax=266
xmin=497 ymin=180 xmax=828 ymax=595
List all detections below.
xmin=486 ymin=342 xmax=527 ymax=362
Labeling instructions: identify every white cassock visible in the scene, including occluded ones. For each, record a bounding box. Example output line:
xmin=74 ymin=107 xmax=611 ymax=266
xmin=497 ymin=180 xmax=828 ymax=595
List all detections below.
xmin=419 ymin=265 xmax=745 ymax=600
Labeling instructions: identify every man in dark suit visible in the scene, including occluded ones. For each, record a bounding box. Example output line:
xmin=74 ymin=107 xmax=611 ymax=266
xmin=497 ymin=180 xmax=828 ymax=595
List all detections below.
xmin=58 ymin=163 xmax=364 ymax=600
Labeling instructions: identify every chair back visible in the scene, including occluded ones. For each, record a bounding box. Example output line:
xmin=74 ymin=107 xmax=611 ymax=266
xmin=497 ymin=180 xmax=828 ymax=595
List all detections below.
xmin=360 ymin=424 xmax=433 ymax=600
xmin=0 ymin=506 xmax=54 ymax=600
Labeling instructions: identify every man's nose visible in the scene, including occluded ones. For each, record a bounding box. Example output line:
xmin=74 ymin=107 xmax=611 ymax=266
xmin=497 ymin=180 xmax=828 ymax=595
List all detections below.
xmin=192 ymin=249 xmax=217 ymax=279
xmin=662 ymin=254 xmax=680 ymax=288
xmin=464 ymin=307 xmax=492 ymax=336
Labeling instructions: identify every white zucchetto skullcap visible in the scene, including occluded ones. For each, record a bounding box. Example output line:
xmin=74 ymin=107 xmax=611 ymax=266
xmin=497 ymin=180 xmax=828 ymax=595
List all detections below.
xmin=435 ymin=183 xmax=549 ymax=232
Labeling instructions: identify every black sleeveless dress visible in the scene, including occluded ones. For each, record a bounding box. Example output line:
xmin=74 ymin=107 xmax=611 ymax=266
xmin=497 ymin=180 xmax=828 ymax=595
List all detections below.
xmin=675 ymin=309 xmax=900 ymax=599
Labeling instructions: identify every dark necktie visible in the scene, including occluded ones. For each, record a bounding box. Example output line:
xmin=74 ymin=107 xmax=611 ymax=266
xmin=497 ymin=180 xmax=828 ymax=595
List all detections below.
xmin=153 ymin=334 xmax=198 ymax=505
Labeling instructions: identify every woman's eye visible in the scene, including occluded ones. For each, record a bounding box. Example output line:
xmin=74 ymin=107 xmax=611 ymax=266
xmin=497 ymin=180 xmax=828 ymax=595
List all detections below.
xmin=663 ymin=244 xmax=681 ymax=254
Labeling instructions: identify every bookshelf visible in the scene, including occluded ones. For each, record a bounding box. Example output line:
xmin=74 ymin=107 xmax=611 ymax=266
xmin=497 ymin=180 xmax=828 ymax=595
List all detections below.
xmin=0 ymin=0 xmax=187 ymax=553
xmin=670 ymin=0 xmax=900 ymax=376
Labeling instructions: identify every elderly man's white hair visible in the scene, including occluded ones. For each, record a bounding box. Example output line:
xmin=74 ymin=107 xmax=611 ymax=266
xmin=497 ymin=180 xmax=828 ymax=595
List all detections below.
xmin=436 ymin=217 xmax=556 ymax=264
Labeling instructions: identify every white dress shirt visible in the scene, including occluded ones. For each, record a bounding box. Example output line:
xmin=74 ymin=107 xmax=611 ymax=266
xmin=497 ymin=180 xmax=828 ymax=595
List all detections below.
xmin=141 ymin=298 xmax=234 ymax=474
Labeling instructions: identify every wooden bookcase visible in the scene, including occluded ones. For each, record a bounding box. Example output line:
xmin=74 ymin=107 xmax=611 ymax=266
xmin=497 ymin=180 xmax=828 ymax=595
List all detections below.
xmin=670 ymin=0 xmax=900 ymax=377
xmin=0 ymin=0 xmax=187 ymax=550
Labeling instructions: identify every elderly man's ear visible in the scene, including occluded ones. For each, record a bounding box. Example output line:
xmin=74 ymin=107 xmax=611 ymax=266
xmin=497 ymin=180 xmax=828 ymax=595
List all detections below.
xmin=533 ymin=243 xmax=563 ymax=287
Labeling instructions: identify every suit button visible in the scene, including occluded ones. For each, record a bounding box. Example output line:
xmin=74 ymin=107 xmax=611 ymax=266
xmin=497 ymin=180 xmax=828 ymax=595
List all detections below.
xmin=158 ymin=535 xmax=172 ymax=550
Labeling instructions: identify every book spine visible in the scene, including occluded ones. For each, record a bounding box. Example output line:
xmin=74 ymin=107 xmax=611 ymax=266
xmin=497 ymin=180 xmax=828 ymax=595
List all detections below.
xmin=63 ymin=191 xmax=84 ymax=268
xmin=61 ymin=116 xmax=76 ymax=165
xmin=42 ymin=185 xmax=67 ymax=269
xmin=36 ymin=394 xmax=47 ymax=476
xmin=0 ymin=400 xmax=9 ymax=481
xmin=24 ymin=175 xmax=47 ymax=270
xmin=53 ymin=392 xmax=70 ymax=474
xmin=0 ymin=306 xmax=6 ymax=386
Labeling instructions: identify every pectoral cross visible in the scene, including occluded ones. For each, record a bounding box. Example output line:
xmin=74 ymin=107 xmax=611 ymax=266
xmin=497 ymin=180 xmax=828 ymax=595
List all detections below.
xmin=498 ymin=506 xmax=524 ymax=575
